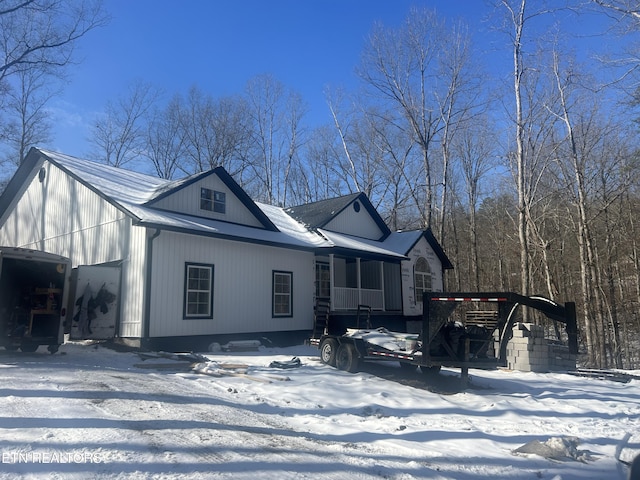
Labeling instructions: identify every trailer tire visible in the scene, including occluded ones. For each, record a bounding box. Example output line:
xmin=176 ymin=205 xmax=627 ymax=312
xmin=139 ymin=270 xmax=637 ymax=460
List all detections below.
xmin=320 ymin=338 xmax=338 ymax=366
xmin=20 ymin=343 xmax=38 ymax=353
xmin=336 ymin=343 xmax=359 ymax=373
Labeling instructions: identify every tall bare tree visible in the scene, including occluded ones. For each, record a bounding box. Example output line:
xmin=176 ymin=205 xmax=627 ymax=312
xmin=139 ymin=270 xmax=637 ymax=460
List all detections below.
xmin=357 ymin=8 xmax=445 ymax=229
xmin=357 ymin=8 xmax=482 ymax=238
xmin=144 ymin=96 xmax=185 ymax=179
xmin=1 ymin=67 xmax=56 ymax=165
xmin=0 ymin=0 xmax=107 ymax=176
xmin=89 ymin=80 xmax=160 ymax=167
xmin=177 ymin=85 xmax=251 ymax=178
xmin=453 ymin=117 xmax=496 ymax=291
xmin=0 ymin=0 xmax=107 ymax=84
xmin=245 ymin=74 xmax=307 ymax=206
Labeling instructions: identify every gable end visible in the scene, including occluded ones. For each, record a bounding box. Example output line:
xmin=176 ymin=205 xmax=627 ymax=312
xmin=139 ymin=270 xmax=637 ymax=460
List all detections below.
xmin=145 ymin=167 xmax=278 ymax=232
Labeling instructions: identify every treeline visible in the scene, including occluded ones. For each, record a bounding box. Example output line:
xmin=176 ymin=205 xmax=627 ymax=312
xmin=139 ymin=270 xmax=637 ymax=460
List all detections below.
xmin=1 ymin=1 xmax=639 ymax=368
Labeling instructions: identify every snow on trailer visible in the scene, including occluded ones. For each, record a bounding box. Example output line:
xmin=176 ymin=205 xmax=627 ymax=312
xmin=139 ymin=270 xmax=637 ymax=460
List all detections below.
xmin=310 ymin=292 xmax=578 ymax=384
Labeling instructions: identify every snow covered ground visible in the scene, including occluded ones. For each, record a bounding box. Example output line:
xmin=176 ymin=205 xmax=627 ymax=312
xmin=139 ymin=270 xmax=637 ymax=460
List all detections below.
xmin=0 ymin=342 xmax=638 ymax=479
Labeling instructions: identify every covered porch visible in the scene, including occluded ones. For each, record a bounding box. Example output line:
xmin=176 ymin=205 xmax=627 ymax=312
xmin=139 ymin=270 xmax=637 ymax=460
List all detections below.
xmin=315 ymin=254 xmax=402 ymax=312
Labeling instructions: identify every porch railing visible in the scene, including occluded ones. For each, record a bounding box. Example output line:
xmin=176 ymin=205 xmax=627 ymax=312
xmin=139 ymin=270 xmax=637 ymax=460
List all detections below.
xmin=332 ymin=287 xmax=384 ymax=311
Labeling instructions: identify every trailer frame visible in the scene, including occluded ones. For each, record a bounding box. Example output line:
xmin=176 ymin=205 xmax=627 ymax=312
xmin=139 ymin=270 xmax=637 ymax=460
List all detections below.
xmin=309 ymin=291 xmax=578 ymax=383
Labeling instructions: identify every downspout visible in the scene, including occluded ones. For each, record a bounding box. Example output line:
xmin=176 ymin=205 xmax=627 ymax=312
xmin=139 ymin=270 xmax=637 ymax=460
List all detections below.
xmin=142 ymin=228 xmax=161 ymax=348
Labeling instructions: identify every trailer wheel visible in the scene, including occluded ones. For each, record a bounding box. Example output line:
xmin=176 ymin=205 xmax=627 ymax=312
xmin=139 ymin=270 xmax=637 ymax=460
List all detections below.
xmin=336 ymin=343 xmax=359 ymax=373
xmin=20 ymin=343 xmax=38 ymax=353
xmin=319 ymin=338 xmax=338 ymax=366
xmin=47 ymin=345 xmax=59 ymax=354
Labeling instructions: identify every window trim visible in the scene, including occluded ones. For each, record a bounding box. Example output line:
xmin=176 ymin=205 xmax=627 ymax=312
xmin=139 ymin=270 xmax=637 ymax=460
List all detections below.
xmin=272 ymin=270 xmax=293 ymax=318
xmin=200 ymin=188 xmax=213 ymax=212
xmin=414 ymin=257 xmax=432 ymax=304
xmin=200 ymin=188 xmax=226 ymax=214
xmin=183 ymin=263 xmax=214 ymax=319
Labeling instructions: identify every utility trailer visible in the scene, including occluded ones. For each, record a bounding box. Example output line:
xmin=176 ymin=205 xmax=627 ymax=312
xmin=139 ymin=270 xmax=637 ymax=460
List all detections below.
xmin=0 ymin=247 xmax=71 ymax=353
xmin=309 ymin=292 xmax=578 ymax=383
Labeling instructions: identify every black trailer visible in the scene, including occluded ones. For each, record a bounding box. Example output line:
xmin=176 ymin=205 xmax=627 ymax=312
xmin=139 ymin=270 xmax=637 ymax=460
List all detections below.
xmin=0 ymin=247 xmax=71 ymax=353
xmin=309 ymin=292 xmax=578 ymax=382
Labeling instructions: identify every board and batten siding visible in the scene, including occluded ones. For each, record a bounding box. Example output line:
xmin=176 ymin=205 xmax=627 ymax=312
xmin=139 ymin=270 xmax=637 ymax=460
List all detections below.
xmin=324 ymin=203 xmax=384 ymax=240
xmin=401 ymin=236 xmax=444 ymax=317
xmin=151 ymin=175 xmax=264 ymax=228
xmin=148 ymin=231 xmax=314 ymax=337
xmin=0 ymin=160 xmax=146 ymax=338
xmin=0 ymin=161 xmax=127 ymax=261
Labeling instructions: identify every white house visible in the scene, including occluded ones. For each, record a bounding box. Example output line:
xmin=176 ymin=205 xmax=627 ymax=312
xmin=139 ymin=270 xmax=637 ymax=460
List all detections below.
xmin=0 ymin=148 xmax=452 ymax=349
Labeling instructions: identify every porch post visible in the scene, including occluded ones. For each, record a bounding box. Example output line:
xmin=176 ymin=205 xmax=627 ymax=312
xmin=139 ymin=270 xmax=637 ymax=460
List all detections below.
xmin=380 ymin=261 xmax=385 ymax=311
xmin=357 ymin=257 xmax=362 ymax=306
xmin=329 ymin=254 xmax=334 ymax=311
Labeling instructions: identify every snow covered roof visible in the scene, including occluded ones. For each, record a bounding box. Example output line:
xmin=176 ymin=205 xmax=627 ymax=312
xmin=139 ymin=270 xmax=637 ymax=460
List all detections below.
xmin=384 ymin=230 xmax=454 ymax=270
xmin=286 ymin=192 xmax=390 ymax=237
xmin=2 ymin=148 xmax=450 ymax=264
xmin=317 ymin=229 xmax=407 ymax=260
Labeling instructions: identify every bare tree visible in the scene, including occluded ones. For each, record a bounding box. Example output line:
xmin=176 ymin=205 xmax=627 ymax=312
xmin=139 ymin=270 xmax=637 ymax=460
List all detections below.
xmin=592 ymin=0 xmax=640 ymax=22
xmin=0 ymin=0 xmax=108 ymax=84
xmin=177 ymin=85 xmax=251 ymax=178
xmin=1 ymin=67 xmax=56 ymax=165
xmin=357 ymin=7 xmax=483 ymax=243
xmin=548 ymin=47 xmax=634 ymax=367
xmin=498 ymin=0 xmax=568 ymax=308
xmin=245 ymin=74 xmax=307 ymax=206
xmin=452 ymin=117 xmax=496 ymax=290
xmin=0 ymin=0 xmax=107 ymax=177
xmin=357 ymin=8 xmax=445 ymax=229
xmin=144 ymin=95 xmax=185 ymax=179
xmin=89 ymin=80 xmax=160 ymax=167
xmin=294 ymin=124 xmax=346 ymax=204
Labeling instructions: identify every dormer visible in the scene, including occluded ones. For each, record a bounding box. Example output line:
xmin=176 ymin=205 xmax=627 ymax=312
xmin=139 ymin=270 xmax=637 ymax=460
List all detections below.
xmin=145 ymin=167 xmax=278 ymax=231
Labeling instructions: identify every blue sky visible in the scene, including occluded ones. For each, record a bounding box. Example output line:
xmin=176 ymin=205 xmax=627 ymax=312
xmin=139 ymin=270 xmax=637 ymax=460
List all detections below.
xmin=48 ymin=1 xmax=495 ymax=156
xmin=48 ymin=0 xmax=619 ymax=158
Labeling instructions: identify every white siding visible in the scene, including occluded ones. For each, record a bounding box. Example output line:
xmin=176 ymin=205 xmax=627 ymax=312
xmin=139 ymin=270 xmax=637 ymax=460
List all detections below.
xmin=0 ymin=161 xmax=146 ymax=338
xmin=0 ymin=162 xmax=126 ymax=261
xmin=401 ymin=237 xmax=444 ymax=316
xmin=148 ymin=231 xmax=314 ymax=337
xmin=324 ymin=203 xmax=384 ymax=240
xmin=151 ymin=175 xmax=264 ymax=228
xmin=117 ymin=225 xmax=147 ymax=338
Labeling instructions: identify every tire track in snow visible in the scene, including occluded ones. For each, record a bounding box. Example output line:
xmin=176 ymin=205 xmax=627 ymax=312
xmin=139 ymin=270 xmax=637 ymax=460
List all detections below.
xmin=78 ymin=367 xmax=393 ymax=479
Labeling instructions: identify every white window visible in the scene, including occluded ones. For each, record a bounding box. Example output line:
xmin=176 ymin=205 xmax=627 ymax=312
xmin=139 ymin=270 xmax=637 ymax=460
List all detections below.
xmin=414 ymin=257 xmax=432 ymax=303
xmin=184 ymin=263 xmax=214 ymax=318
xmin=200 ymin=188 xmax=226 ymax=214
xmin=273 ymin=271 xmax=292 ymax=317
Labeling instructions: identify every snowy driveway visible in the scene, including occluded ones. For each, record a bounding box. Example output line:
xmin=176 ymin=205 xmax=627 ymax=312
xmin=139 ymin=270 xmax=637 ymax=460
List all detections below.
xmin=0 ymin=343 xmax=638 ymax=479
